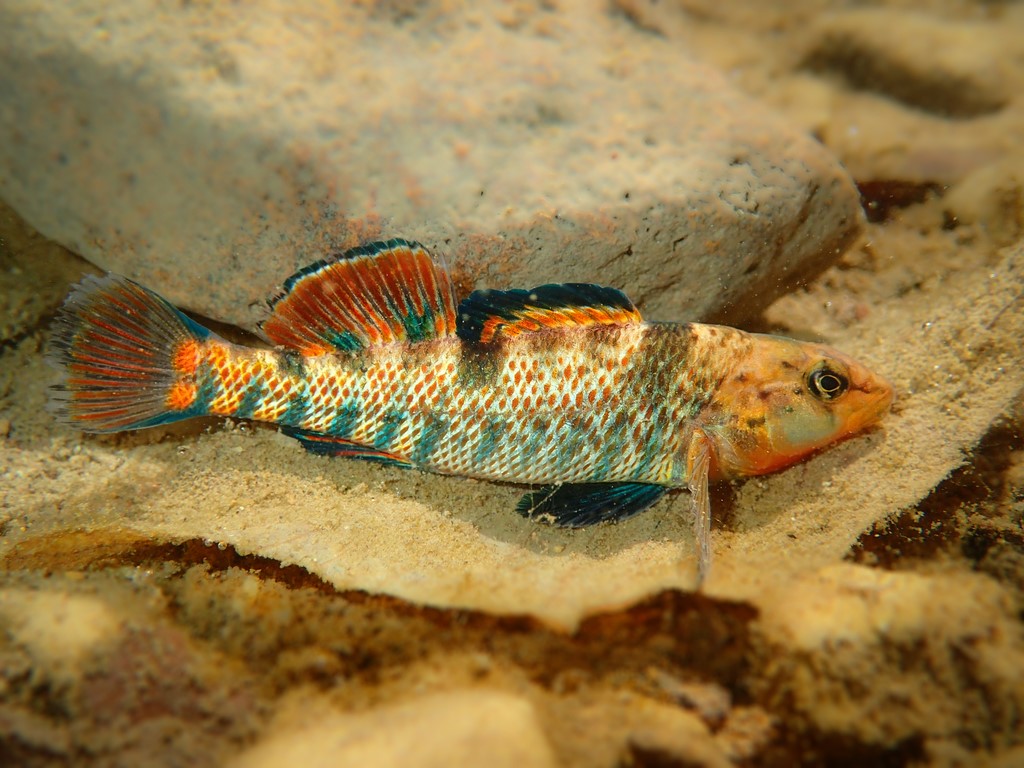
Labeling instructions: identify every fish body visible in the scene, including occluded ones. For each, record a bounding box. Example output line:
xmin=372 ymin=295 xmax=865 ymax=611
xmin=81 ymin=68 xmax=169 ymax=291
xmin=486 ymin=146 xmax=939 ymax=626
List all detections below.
xmin=165 ymin=322 xmax=725 ymax=486
xmin=48 ymin=239 xmax=894 ymax=584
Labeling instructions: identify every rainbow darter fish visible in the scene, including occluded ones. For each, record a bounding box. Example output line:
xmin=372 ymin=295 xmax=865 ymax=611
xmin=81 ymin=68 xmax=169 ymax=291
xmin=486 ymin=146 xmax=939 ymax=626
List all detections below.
xmin=48 ymin=239 xmax=894 ymax=584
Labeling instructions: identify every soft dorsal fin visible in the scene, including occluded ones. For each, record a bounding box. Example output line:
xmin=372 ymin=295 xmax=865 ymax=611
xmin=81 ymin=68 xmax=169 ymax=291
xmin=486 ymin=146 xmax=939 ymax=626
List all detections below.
xmin=261 ymin=239 xmax=457 ymax=354
xmin=456 ymin=283 xmax=642 ymax=345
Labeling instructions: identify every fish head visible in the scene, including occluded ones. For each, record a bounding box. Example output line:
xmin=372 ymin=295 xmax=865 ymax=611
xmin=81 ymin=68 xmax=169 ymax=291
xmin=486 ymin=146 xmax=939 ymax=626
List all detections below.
xmin=704 ymin=334 xmax=894 ymax=480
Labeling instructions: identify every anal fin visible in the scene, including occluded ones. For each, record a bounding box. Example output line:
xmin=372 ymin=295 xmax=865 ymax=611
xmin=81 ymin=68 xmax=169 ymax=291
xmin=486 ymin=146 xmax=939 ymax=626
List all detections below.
xmin=516 ymin=482 xmax=666 ymax=527
xmin=282 ymin=426 xmax=414 ymax=468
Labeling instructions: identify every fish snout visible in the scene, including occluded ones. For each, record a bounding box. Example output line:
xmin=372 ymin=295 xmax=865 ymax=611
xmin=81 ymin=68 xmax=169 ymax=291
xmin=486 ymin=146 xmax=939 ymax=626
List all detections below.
xmin=852 ymin=369 xmax=896 ymax=430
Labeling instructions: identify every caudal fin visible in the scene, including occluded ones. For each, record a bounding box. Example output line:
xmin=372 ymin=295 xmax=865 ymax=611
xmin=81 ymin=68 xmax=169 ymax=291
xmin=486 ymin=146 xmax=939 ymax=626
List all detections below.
xmin=48 ymin=274 xmax=214 ymax=433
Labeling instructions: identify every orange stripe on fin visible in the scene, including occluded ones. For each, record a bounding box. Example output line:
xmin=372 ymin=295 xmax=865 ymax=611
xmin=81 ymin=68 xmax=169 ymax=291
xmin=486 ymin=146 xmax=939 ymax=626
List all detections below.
xmin=457 ymin=283 xmax=642 ymax=345
xmin=261 ymin=239 xmax=458 ymax=354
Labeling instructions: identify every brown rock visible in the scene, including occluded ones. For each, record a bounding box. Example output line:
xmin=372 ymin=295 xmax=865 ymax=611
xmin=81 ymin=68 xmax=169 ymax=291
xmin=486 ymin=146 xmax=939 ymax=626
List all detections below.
xmin=625 ymin=700 xmax=730 ymax=768
xmin=230 ymin=689 xmax=558 ymax=768
xmin=752 ymin=565 xmax=1024 ymax=751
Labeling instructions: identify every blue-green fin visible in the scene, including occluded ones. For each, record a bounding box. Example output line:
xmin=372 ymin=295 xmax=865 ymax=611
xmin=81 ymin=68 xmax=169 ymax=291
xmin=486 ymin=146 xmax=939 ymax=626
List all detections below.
xmin=516 ymin=482 xmax=666 ymax=527
xmin=282 ymin=426 xmax=414 ymax=468
xmin=262 ymin=239 xmax=457 ymax=354
xmin=457 ymin=283 xmax=642 ymax=345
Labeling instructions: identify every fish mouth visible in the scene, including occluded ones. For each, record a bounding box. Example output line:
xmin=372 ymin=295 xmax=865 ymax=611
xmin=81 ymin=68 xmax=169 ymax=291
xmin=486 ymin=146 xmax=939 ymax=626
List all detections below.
xmin=850 ymin=375 xmax=896 ymax=433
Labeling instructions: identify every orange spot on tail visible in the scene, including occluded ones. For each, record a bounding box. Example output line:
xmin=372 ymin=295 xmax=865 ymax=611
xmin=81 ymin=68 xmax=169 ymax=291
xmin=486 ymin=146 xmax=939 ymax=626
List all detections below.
xmin=167 ymin=381 xmax=197 ymax=411
xmin=173 ymin=339 xmax=202 ymax=375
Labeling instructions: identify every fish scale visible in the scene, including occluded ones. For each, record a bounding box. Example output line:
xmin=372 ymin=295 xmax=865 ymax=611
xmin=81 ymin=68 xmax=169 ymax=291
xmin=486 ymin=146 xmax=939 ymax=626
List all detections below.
xmin=195 ymin=321 xmax=730 ymax=486
xmin=48 ymin=238 xmax=894 ymax=585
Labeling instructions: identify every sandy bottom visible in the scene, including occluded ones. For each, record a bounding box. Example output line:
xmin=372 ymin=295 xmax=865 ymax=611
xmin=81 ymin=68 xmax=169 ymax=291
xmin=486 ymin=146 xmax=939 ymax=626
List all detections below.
xmin=3 ymin=200 xmax=1023 ymax=766
xmin=3 ymin=8 xmax=1024 ymax=767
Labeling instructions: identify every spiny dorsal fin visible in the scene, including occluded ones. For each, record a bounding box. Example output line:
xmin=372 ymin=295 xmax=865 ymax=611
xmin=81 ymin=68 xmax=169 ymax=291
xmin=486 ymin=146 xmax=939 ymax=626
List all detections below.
xmin=262 ymin=239 xmax=457 ymax=354
xmin=456 ymin=283 xmax=642 ymax=345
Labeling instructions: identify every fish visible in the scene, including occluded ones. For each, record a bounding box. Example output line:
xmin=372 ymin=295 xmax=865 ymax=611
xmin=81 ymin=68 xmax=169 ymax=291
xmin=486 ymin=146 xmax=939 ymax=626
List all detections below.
xmin=47 ymin=238 xmax=894 ymax=585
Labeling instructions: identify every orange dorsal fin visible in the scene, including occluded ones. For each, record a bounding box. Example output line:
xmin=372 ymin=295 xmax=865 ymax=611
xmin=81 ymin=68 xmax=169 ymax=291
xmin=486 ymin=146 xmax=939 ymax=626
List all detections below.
xmin=261 ymin=239 xmax=457 ymax=354
xmin=456 ymin=283 xmax=642 ymax=344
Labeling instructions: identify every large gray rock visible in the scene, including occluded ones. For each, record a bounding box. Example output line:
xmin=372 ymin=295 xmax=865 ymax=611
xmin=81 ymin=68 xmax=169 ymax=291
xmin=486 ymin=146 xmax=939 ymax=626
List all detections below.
xmin=0 ymin=0 xmax=862 ymax=327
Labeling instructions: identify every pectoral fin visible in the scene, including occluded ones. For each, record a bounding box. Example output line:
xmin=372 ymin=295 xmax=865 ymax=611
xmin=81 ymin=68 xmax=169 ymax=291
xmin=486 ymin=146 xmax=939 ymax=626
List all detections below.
xmin=686 ymin=429 xmax=713 ymax=588
xmin=516 ymin=482 xmax=666 ymax=527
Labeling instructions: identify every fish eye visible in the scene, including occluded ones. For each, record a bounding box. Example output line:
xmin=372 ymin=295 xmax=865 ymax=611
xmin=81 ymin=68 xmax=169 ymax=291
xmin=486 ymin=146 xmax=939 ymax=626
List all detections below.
xmin=808 ymin=367 xmax=849 ymax=401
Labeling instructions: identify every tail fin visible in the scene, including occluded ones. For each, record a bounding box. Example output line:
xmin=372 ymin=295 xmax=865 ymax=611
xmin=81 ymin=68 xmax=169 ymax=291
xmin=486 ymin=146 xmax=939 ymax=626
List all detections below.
xmin=47 ymin=274 xmax=214 ymax=433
